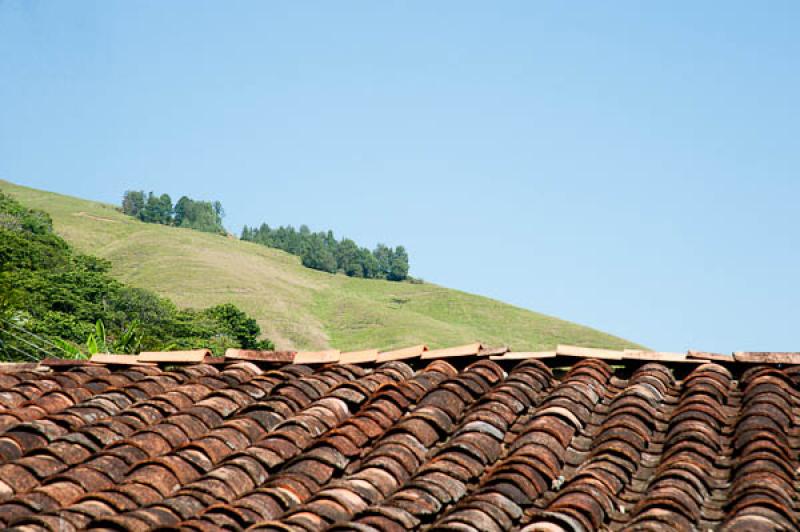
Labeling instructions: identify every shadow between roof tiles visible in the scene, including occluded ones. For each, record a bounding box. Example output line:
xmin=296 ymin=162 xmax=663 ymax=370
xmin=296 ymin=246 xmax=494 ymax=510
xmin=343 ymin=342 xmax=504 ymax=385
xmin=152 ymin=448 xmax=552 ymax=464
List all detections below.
xmin=718 ymin=366 xmax=799 ymax=531
xmin=0 ymin=362 xmax=313 ymax=530
xmin=520 ymin=362 xmax=678 ymax=531
xmin=3 ymin=358 xmax=800 ymax=531
xmin=425 ymin=358 xmax=614 ymax=532
xmin=0 ymin=365 xmax=179 ymax=464
xmin=172 ymin=360 xmax=453 ymax=530
xmin=0 ymin=365 xmax=123 ymax=433
xmin=617 ymin=363 xmax=736 ymax=531
xmin=599 ymin=365 xmax=681 ymax=530
xmin=244 ymin=359 xmax=505 ymax=531
xmin=0 ymin=366 xmax=99 ymax=412
xmin=95 ymin=361 xmax=423 ymax=531
xmin=0 ymin=362 xmax=267 ymax=509
xmin=73 ymin=363 xmax=402 ymax=531
xmin=328 ymin=359 xmax=557 ymax=532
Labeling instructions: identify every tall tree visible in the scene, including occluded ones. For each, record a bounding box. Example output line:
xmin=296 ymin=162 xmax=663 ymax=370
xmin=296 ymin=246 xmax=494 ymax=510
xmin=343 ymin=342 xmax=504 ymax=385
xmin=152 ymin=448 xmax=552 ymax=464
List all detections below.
xmin=301 ymin=235 xmax=337 ymax=273
xmin=158 ymin=193 xmax=173 ymax=225
xmin=213 ymin=201 xmax=224 ymax=222
xmin=177 ymin=198 xmax=224 ymax=234
xmin=336 ymin=239 xmax=363 ymax=277
xmin=374 ymin=244 xmax=393 ymax=279
xmin=173 ymin=196 xmax=190 ymax=226
xmin=325 ymin=230 xmax=337 ymax=251
xmin=359 ymin=247 xmax=380 ymax=278
xmin=140 ymin=192 xmax=173 ymax=225
xmin=388 ymin=245 xmax=409 ymax=281
xmin=121 ymin=191 xmax=145 ymax=217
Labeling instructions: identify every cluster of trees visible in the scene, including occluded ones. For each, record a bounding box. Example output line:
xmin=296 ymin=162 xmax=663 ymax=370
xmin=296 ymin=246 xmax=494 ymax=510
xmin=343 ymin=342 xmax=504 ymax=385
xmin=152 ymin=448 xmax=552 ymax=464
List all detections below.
xmin=0 ymin=192 xmax=272 ymax=360
xmin=121 ymin=191 xmax=226 ymax=234
xmin=241 ymin=224 xmax=410 ymax=281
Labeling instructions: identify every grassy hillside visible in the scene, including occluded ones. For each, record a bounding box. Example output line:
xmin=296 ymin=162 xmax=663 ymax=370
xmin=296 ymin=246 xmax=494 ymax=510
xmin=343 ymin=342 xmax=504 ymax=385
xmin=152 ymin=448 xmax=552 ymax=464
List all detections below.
xmin=0 ymin=179 xmax=642 ymax=352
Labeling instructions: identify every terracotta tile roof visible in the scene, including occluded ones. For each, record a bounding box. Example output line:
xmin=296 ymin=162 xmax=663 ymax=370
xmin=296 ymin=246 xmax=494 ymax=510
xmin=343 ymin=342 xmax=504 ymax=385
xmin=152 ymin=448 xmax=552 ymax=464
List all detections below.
xmin=0 ymin=346 xmax=797 ymax=531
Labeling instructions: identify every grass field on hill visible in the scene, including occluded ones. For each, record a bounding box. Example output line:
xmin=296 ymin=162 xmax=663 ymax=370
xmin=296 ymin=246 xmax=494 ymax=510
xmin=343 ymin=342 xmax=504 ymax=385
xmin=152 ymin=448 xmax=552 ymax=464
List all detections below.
xmin=0 ymin=179 xmax=642 ymax=352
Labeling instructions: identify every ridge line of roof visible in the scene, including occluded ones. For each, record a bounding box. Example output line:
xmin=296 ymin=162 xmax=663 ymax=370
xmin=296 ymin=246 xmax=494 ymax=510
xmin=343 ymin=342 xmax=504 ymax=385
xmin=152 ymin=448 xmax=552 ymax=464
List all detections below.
xmin=24 ymin=343 xmax=800 ymax=370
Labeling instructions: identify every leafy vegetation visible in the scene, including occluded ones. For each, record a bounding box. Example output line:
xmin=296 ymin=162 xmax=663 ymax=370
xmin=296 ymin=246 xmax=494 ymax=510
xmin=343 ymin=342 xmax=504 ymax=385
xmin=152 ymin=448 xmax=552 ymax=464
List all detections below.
xmin=121 ymin=190 xmax=226 ymax=234
xmin=51 ymin=319 xmax=142 ymax=359
xmin=241 ymin=224 xmax=410 ymax=281
xmin=1 ymin=179 xmax=643 ymax=352
xmin=0 ymin=191 xmax=272 ymax=360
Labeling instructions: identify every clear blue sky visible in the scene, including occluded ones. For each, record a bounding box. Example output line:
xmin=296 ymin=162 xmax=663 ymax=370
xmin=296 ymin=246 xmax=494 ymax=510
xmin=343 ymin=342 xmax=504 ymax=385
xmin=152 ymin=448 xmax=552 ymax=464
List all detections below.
xmin=1 ymin=1 xmax=798 ymax=352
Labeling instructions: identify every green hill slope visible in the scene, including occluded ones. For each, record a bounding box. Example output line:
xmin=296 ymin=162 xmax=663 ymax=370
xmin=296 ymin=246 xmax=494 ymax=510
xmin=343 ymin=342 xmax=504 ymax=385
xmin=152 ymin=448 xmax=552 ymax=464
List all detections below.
xmin=0 ymin=179 xmax=642 ymax=352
